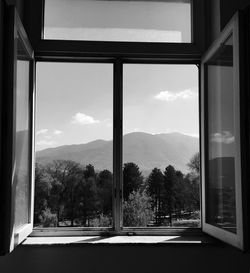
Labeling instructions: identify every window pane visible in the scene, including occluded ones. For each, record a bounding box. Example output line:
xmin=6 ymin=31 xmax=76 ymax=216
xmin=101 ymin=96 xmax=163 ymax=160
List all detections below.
xmin=123 ymin=64 xmax=199 ymax=227
xmin=35 ymin=62 xmax=113 ymax=228
xmin=14 ymin=39 xmax=31 ymax=229
xmin=44 ymin=0 xmax=191 ymax=43
xmin=206 ymin=34 xmax=237 ymax=233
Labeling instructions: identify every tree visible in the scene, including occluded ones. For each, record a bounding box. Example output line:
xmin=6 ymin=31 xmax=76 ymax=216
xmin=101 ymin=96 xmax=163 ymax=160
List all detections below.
xmin=34 ymin=163 xmax=52 ymax=225
xmin=164 ymin=165 xmax=177 ymax=226
xmin=79 ymin=164 xmax=99 ymax=226
xmin=187 ymin=152 xmax=200 ymax=211
xmin=97 ymin=169 xmax=112 ymax=216
xmin=39 ymin=208 xmax=58 ymax=227
xmin=172 ymin=170 xmax=185 ymax=219
xmin=62 ymin=161 xmax=83 ymax=226
xmin=45 ymin=160 xmax=83 ymax=227
xmin=147 ymin=168 xmax=165 ymax=225
xmin=123 ymin=162 xmax=143 ymax=200
xmin=187 ymin=152 xmax=200 ymax=178
xmin=123 ymin=190 xmax=154 ymax=227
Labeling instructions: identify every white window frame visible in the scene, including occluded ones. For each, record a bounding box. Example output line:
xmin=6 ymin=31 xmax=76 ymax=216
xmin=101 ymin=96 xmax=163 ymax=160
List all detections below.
xmin=1 ymin=6 xmax=35 ymax=253
xmin=201 ymin=12 xmax=246 ymax=250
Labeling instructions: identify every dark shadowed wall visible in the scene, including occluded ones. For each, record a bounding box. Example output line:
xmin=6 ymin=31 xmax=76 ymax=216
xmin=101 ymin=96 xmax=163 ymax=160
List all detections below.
xmin=220 ymin=0 xmax=250 ymax=29
xmin=0 ymin=244 xmax=250 ymax=273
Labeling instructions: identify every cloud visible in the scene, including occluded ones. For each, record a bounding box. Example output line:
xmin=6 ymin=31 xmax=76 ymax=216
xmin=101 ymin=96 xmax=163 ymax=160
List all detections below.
xmin=155 ymin=89 xmax=197 ymax=102
xmin=36 ymin=140 xmax=56 ymax=146
xmin=183 ymin=133 xmax=199 ymax=138
xmin=211 ymin=131 xmax=235 ymax=144
xmin=71 ymin=112 xmax=100 ymax=125
xmin=53 ymin=130 xmax=63 ymax=135
xmin=36 ymin=129 xmax=49 ymax=135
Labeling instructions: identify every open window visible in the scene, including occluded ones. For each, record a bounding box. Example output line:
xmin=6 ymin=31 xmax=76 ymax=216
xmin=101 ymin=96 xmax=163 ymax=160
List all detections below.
xmin=201 ymin=12 xmax=247 ymax=250
xmin=1 ymin=1 xmax=249 ymax=255
xmin=1 ymin=7 xmax=35 ymax=253
xmin=32 ymin=61 xmax=200 ymax=235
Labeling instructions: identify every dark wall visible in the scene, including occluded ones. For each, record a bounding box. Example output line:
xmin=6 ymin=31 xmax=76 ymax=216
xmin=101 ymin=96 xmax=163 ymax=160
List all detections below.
xmin=0 ymin=0 xmax=5 ymax=256
xmin=220 ymin=0 xmax=250 ymax=29
xmin=0 ymin=244 xmax=249 ymax=273
xmin=4 ymin=0 xmax=24 ymax=20
xmin=0 ymin=1 xmax=250 ymax=272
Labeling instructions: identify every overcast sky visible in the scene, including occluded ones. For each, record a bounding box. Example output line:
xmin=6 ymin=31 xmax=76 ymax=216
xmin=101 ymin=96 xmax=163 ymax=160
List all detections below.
xmin=36 ymin=63 xmax=199 ymax=150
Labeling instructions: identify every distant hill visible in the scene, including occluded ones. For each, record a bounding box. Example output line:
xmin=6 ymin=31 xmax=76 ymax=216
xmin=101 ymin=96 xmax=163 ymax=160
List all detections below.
xmin=36 ymin=132 xmax=199 ymax=174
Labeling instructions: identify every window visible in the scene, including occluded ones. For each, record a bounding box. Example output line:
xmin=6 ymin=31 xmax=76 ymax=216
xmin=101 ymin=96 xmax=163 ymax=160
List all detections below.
xmin=1 ymin=8 xmax=34 ymax=253
xmin=33 ymin=62 xmax=200 ymax=232
xmin=1 ymin=1 xmax=248 ymax=255
xmin=122 ymin=64 xmax=200 ymax=228
xmin=201 ymin=14 xmax=246 ymax=249
xmin=43 ymin=0 xmax=192 ymax=43
xmin=35 ymin=62 xmax=113 ymax=228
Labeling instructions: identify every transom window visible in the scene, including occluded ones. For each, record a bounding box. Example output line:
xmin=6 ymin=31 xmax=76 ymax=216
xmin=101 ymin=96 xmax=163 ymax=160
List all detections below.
xmin=43 ymin=0 xmax=192 ymax=43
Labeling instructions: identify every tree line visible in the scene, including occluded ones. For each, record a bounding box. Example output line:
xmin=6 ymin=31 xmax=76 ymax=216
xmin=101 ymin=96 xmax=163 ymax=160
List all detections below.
xmin=34 ymin=153 xmax=200 ymax=227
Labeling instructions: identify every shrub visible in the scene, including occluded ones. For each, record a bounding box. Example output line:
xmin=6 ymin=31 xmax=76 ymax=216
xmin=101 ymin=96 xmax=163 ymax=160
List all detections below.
xmin=39 ymin=208 xmax=58 ymax=227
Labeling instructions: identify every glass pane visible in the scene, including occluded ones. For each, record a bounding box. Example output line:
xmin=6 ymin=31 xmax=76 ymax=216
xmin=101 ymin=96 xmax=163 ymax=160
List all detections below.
xmin=35 ymin=62 xmax=113 ymax=228
xmin=44 ymin=0 xmax=191 ymax=43
xmin=14 ymin=39 xmax=31 ymax=229
xmin=123 ymin=64 xmax=199 ymax=227
xmin=206 ymin=34 xmax=237 ymax=233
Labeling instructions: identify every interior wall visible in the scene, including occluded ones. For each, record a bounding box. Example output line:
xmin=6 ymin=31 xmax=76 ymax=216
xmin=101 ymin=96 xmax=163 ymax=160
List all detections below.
xmin=220 ymin=0 xmax=250 ymax=30
xmin=4 ymin=0 xmax=24 ymax=20
xmin=0 ymin=0 xmax=5 ymax=256
xmin=0 ymin=244 xmax=249 ymax=273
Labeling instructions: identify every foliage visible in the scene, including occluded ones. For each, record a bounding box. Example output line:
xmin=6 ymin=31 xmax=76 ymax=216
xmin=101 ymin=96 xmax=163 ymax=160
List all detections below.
xmin=34 ymin=163 xmax=52 ymax=224
xmin=39 ymin=208 xmax=58 ymax=227
xmin=34 ymin=154 xmax=201 ymax=228
xmin=123 ymin=162 xmax=144 ymax=200
xmin=123 ymin=190 xmax=154 ymax=227
xmin=187 ymin=152 xmax=200 ymax=179
xmin=89 ymin=214 xmax=112 ymax=227
xmin=147 ymin=168 xmax=165 ymax=225
xmin=96 ymin=169 xmax=112 ymax=215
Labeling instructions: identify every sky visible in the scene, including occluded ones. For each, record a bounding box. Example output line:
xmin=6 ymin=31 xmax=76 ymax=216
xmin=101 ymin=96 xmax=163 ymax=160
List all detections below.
xmin=44 ymin=0 xmax=191 ymax=42
xmin=36 ymin=0 xmax=197 ymax=151
xmin=36 ymin=63 xmax=199 ymax=150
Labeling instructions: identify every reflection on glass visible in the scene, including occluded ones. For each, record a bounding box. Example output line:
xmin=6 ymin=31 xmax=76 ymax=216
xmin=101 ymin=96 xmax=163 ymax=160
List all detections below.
xmin=123 ymin=64 xmax=199 ymax=227
xmin=44 ymin=0 xmax=191 ymax=43
xmin=14 ymin=39 xmax=31 ymax=229
xmin=206 ymin=34 xmax=237 ymax=233
xmin=34 ymin=63 xmax=113 ymax=228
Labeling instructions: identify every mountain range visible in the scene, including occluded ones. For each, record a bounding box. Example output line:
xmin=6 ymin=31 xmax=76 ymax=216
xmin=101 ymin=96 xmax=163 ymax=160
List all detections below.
xmin=36 ymin=132 xmax=199 ymax=174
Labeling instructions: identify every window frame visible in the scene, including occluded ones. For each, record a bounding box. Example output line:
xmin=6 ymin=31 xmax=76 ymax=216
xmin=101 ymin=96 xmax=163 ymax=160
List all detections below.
xmin=24 ymin=0 xmax=205 ymax=59
xmin=1 ymin=6 xmax=35 ymax=253
xmin=200 ymin=12 xmax=247 ymax=250
xmin=31 ymin=57 xmax=201 ymax=237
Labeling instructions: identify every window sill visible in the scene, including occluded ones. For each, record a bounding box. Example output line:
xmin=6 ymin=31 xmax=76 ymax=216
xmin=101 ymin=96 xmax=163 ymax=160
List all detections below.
xmin=23 ymin=235 xmax=216 ymax=246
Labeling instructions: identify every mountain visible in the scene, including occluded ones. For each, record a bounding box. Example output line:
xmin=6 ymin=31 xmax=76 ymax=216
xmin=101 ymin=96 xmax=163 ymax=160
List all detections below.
xmin=36 ymin=132 xmax=199 ymax=174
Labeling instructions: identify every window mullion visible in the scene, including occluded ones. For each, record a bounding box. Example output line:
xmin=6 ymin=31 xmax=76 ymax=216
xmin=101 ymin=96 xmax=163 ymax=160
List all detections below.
xmin=113 ymin=59 xmax=123 ymax=233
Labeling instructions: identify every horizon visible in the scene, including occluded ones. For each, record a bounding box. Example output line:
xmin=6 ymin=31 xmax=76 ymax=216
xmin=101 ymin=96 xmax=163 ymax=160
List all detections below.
xmin=36 ymin=130 xmax=199 ymax=152
xmin=36 ymin=63 xmax=199 ymax=151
